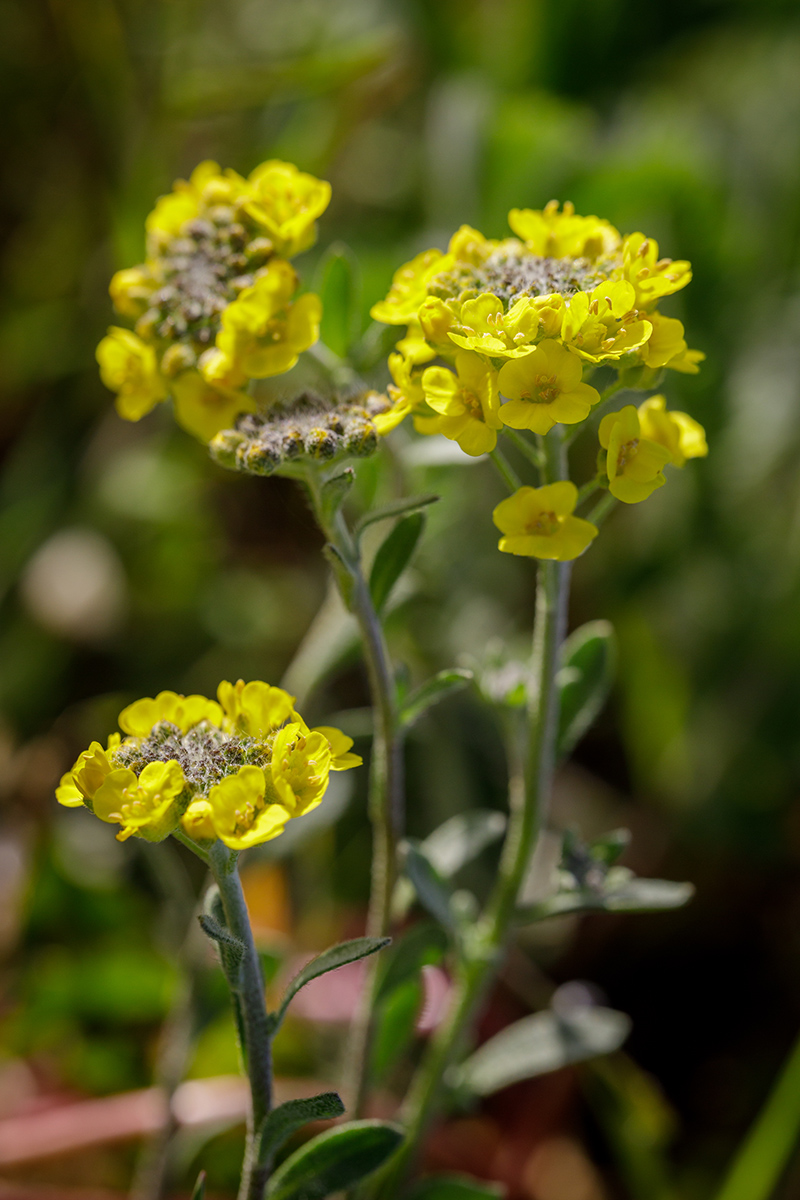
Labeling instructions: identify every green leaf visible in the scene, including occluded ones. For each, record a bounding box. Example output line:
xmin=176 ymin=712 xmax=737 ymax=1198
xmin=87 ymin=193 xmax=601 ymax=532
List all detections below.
xmin=455 ymin=1006 xmax=632 ymax=1096
xmin=320 ymin=469 xmax=354 ymax=525
xmin=316 ymin=243 xmax=362 ymax=359
xmin=198 ymin=913 xmax=245 ymax=964
xmin=403 ymin=842 xmax=456 ymax=931
xmin=323 ymin=543 xmax=356 ymax=610
xmin=406 ymin=1175 xmax=505 ymax=1200
xmin=355 ymin=493 xmax=439 ymax=537
xmin=375 ymin=921 xmax=449 ymax=1004
xmin=191 ymin=1170 xmax=206 ymax=1200
xmin=371 ymin=976 xmax=422 ymax=1082
xmin=274 ymin=937 xmax=390 ymax=1028
xmin=517 ymin=876 xmax=694 ymax=924
xmin=256 ymin=1092 xmax=345 ymax=1169
xmin=265 ymin=1120 xmax=404 ymax=1200
xmin=399 ymin=669 xmax=474 ymax=729
xmin=557 ymin=620 xmax=616 ymax=759
xmin=421 ymin=810 xmax=507 ymax=878
xmin=369 ymin=512 xmax=425 ymax=613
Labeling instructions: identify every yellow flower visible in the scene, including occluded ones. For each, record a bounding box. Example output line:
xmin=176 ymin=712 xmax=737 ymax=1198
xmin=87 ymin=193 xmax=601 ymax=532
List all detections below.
xmin=109 ymin=266 xmax=156 ymax=319
xmin=598 ymin=406 xmax=672 ymax=502
xmin=508 ymin=201 xmax=621 ymax=260
xmin=181 ymin=798 xmax=217 ymax=842
xmin=637 ymin=394 xmax=708 ymax=467
xmin=421 ymin=350 xmax=502 ymax=456
xmin=203 ymin=765 xmax=291 ymax=851
xmin=201 ymin=260 xmax=321 ymax=387
xmin=498 ymin=339 xmax=600 ymax=434
xmin=559 ymin=282 xmax=652 ymax=363
xmin=447 ymin=294 xmax=540 ymax=358
xmin=56 ymin=734 xmax=121 ymax=808
xmin=372 ymin=349 xmax=427 ymax=435
xmin=447 ymin=224 xmax=497 ymax=265
xmin=313 ymin=726 xmax=363 ymax=771
xmin=619 ymin=233 xmax=691 ymax=306
xmin=217 ymin=679 xmax=296 ymax=737
xmin=145 ymin=161 xmax=248 ymax=253
xmin=640 ymin=313 xmax=689 ymax=370
xmin=370 ymin=248 xmax=453 ymax=325
xmin=170 ymin=370 xmax=255 ymax=443
xmin=271 ymin=722 xmax=332 ymax=816
xmin=96 ymin=327 xmax=168 ymax=421
xmin=493 ymin=482 xmax=598 ymax=561
xmin=118 ymin=691 xmax=223 ymax=738
xmin=93 ymin=760 xmax=186 ymax=842
xmin=243 ymin=160 xmax=332 ymax=258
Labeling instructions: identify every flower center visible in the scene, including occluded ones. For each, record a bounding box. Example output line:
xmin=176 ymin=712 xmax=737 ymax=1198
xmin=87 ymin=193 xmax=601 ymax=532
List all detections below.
xmin=526 ymin=510 xmax=560 ymax=536
xmin=114 ymin=720 xmax=273 ymax=798
xmin=521 ymin=374 xmax=560 ymax=404
xmin=461 ymin=389 xmax=484 ymax=419
xmin=617 ymin=438 xmax=639 ymax=470
xmin=429 ymin=245 xmax=614 ymax=308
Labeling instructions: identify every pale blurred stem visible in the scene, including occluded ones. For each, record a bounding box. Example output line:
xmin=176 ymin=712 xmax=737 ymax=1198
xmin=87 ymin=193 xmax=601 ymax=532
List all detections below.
xmin=576 ymin=477 xmax=603 ymax=507
xmin=489 ymin=446 xmax=521 ymax=491
xmin=373 ymin=430 xmax=570 ymax=1197
xmin=502 ymin=427 xmax=544 ymax=471
xmin=587 ymin=491 xmax=617 ymax=527
xmin=302 ymin=466 xmax=402 ymax=1114
xmin=209 ymin=842 xmax=273 ymax=1200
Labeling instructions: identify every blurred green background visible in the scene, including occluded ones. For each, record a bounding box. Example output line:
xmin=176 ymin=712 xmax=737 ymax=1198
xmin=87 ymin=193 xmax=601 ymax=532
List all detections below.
xmin=2 ymin=0 xmax=800 ymax=1195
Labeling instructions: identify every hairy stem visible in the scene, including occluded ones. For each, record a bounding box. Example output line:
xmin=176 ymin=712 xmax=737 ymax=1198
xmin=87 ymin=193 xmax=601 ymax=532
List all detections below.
xmin=373 ymin=430 xmax=571 ymax=1194
xmin=209 ymin=844 xmax=273 ymax=1200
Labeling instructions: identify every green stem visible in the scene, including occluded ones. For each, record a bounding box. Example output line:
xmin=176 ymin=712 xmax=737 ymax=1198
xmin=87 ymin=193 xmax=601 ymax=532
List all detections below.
xmin=587 ymin=491 xmax=617 ymax=527
xmin=576 ymin=477 xmax=603 ymax=508
xmin=502 ymin=427 xmax=544 ymax=470
xmin=209 ymin=843 xmax=273 ymax=1200
xmin=303 ymin=467 xmax=402 ymax=1115
xmin=374 ymin=431 xmax=571 ymax=1194
xmin=489 ymin=447 xmax=521 ymax=492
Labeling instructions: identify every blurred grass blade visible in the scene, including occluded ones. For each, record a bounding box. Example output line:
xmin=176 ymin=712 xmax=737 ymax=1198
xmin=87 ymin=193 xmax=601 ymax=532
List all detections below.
xmin=714 ymin=1028 xmax=800 ymax=1200
xmin=257 ymin=1092 xmax=345 ymax=1168
xmin=403 ymin=841 xmax=456 ymax=931
xmin=315 ymin=243 xmax=362 ymax=359
xmin=265 ymin=1120 xmax=404 ymax=1200
xmin=191 ymin=1170 xmax=206 ymax=1200
xmin=399 ymin=668 xmax=473 ymax=729
xmin=369 ymin=512 xmax=425 ymax=613
xmin=274 ymin=937 xmax=390 ymax=1028
xmin=420 ymin=810 xmax=507 ymax=877
xmin=557 ymin=620 xmax=616 ymax=759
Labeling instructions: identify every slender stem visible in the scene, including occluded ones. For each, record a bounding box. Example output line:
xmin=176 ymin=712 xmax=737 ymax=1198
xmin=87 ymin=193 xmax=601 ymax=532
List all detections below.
xmin=576 ymin=477 xmax=603 ymax=508
xmin=587 ymin=491 xmax=617 ymax=527
xmin=502 ymin=427 xmax=544 ymax=470
xmin=302 ymin=466 xmax=402 ymax=1114
xmin=489 ymin=447 xmax=521 ymax=492
xmin=209 ymin=843 xmax=273 ymax=1200
xmin=373 ymin=431 xmax=571 ymax=1194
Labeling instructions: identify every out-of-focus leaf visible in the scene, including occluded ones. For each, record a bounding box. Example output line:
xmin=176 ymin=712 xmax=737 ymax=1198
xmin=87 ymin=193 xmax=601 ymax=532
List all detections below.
xmin=517 ymin=876 xmax=695 ymax=923
xmin=371 ymin=976 xmax=422 ymax=1082
xmin=557 ymin=620 xmax=616 ymax=758
xmin=274 ymin=937 xmax=390 ymax=1028
xmin=403 ymin=842 xmax=456 ymax=931
xmin=406 ymin=1175 xmax=505 ymax=1200
xmin=375 ymin=922 xmax=449 ymax=1004
xmin=399 ymin=669 xmax=473 ymax=729
xmin=421 ymin=810 xmax=507 ymax=878
xmin=265 ymin=1120 xmax=404 ymax=1200
xmin=369 ymin=512 xmax=425 ymax=613
xmin=455 ymin=1006 xmax=632 ymax=1095
xmin=191 ymin=1170 xmax=206 ymax=1200
xmin=355 ymin=494 xmax=439 ymax=536
xmin=257 ymin=1092 xmax=345 ymax=1168
xmin=320 ymin=468 xmax=355 ymax=526
xmin=316 ymin=244 xmax=361 ymax=359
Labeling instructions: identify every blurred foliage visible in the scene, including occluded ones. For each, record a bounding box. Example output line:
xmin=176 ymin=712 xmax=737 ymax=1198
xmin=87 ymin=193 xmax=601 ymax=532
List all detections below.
xmin=2 ymin=0 xmax=800 ymax=1195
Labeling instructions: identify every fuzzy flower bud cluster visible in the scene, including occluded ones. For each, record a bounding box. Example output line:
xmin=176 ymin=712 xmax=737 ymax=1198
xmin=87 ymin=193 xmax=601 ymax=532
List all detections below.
xmin=56 ymin=680 xmax=360 ymax=850
xmin=96 ymin=161 xmax=330 ymax=442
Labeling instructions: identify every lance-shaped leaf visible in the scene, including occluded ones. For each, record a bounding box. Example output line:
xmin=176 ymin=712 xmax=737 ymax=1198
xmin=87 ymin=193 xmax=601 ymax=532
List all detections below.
xmin=316 ymin=243 xmax=362 ymax=359
xmin=369 ymin=512 xmax=425 ymax=613
xmin=273 ymin=937 xmax=390 ymax=1029
xmin=371 ymin=976 xmax=423 ymax=1082
xmin=319 ymin=468 xmax=354 ymax=526
xmin=455 ymin=1006 xmax=632 ymax=1096
xmin=191 ymin=1171 xmax=206 ymax=1200
xmin=517 ymin=876 xmax=694 ymax=924
xmin=265 ymin=1120 xmax=404 ymax=1200
xmin=399 ymin=669 xmax=474 ymax=729
xmin=406 ymin=1175 xmax=506 ymax=1200
xmin=256 ymin=1092 xmax=345 ymax=1169
xmin=394 ymin=812 xmax=506 ymax=921
xmin=403 ymin=841 xmax=457 ymax=931
xmin=375 ymin=921 xmax=449 ymax=1004
xmin=355 ymin=493 xmax=439 ymax=537
xmin=557 ymin=620 xmax=616 ymax=759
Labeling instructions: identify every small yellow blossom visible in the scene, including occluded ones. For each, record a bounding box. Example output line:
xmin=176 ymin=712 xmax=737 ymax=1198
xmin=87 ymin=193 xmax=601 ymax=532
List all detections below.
xmin=559 ymin=282 xmax=652 ymax=363
xmin=421 ymin=350 xmax=502 ymax=456
xmin=370 ymin=249 xmax=453 ymax=326
xmin=271 ymin=722 xmax=332 ymax=816
xmin=493 ymin=482 xmax=598 ymax=561
xmin=201 ymin=260 xmax=321 ymax=388
xmin=109 ymin=267 xmax=156 ymax=319
xmin=181 ymin=798 xmax=217 ymax=842
xmin=640 ymin=313 xmax=688 ymax=370
xmin=118 ymin=691 xmax=223 ymax=738
xmin=372 ymin=350 xmax=427 ymax=435
xmin=145 ymin=161 xmax=248 ymax=252
xmin=217 ymin=679 xmax=296 ymax=737
xmin=243 ymin=160 xmax=332 ymax=258
xmin=599 ymin=406 xmax=672 ymax=502
xmin=498 ymin=339 xmax=600 ymax=434
xmin=637 ymin=394 xmax=708 ymax=467
xmin=447 ymin=294 xmax=540 ymax=358
xmin=620 ymin=233 xmax=691 ymax=306
xmin=170 ymin=370 xmax=256 ymax=443
xmin=508 ymin=201 xmax=621 ymax=260
xmin=447 ymin=224 xmax=497 ymax=266
xmin=93 ymin=760 xmax=186 ymax=842
xmin=56 ymin=734 xmax=121 ymax=808
xmin=96 ymin=327 xmax=168 ymax=421
xmin=313 ymin=726 xmax=362 ymax=770
xmin=204 ymin=765 xmax=291 ymax=851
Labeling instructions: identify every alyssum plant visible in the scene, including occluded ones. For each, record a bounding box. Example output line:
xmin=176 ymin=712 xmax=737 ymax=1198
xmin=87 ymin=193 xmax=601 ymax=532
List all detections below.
xmin=59 ymin=158 xmax=706 ymax=1199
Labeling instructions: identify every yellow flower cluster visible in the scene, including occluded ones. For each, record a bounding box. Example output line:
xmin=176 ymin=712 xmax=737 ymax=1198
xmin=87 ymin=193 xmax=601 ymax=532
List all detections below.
xmin=370 ymin=203 xmax=704 ymax=459
xmin=56 ymin=679 xmax=360 ymax=849
xmin=97 ymin=161 xmax=329 ymax=442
